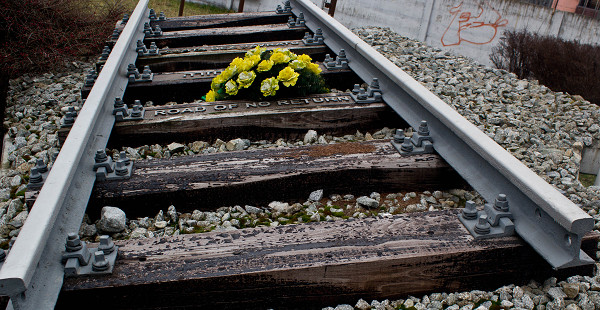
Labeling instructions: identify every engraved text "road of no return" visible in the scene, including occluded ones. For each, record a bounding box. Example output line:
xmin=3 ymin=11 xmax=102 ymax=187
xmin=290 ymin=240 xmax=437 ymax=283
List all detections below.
xmin=153 ymin=96 xmax=353 ymax=117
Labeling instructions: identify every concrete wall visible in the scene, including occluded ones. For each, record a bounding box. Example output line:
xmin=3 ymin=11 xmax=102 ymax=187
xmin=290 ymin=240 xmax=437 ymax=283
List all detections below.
xmin=191 ymin=0 xmax=600 ymax=65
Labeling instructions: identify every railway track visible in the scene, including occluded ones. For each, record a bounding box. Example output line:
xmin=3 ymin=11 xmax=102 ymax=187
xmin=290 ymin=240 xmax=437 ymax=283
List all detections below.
xmin=0 ymin=0 xmax=597 ymax=309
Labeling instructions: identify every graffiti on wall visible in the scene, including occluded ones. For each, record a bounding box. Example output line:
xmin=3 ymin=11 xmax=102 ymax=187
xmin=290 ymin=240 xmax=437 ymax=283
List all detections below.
xmin=441 ymin=1 xmax=508 ymax=46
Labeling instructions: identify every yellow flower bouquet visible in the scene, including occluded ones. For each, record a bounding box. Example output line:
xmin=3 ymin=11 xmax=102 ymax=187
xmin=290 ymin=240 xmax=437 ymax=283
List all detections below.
xmin=204 ymin=46 xmax=328 ymax=102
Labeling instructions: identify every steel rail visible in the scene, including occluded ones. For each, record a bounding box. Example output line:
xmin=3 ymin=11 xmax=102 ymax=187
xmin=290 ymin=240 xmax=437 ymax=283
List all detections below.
xmin=288 ymin=0 xmax=594 ymax=269
xmin=0 ymin=0 xmax=149 ymax=308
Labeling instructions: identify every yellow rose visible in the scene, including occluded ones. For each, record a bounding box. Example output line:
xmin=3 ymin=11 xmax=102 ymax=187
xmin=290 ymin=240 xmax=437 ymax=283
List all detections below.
xmin=238 ymin=58 xmax=255 ymax=72
xmin=277 ymin=66 xmax=300 ymax=87
xmin=260 ymin=77 xmax=279 ymax=97
xmin=225 ymin=79 xmax=238 ymax=95
xmin=205 ymin=90 xmax=217 ymax=102
xmin=230 ymin=57 xmax=244 ymax=69
xmin=257 ymin=60 xmax=274 ymax=72
xmin=246 ymin=45 xmax=266 ymax=57
xmin=247 ymin=54 xmax=261 ymax=66
xmin=307 ymin=62 xmax=322 ymax=75
xmin=289 ymin=60 xmax=306 ymax=70
xmin=270 ymin=51 xmax=290 ymax=64
xmin=237 ymin=71 xmax=256 ymax=88
xmin=220 ymin=66 xmax=237 ymax=81
xmin=297 ymin=54 xmax=312 ymax=63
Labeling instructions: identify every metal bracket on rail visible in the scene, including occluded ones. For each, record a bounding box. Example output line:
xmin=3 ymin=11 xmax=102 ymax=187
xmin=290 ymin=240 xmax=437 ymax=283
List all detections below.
xmin=27 ymin=159 xmax=50 ymax=190
xmin=324 ymin=49 xmax=349 ymax=70
xmin=276 ymin=1 xmax=292 ymax=14
xmin=113 ymin=98 xmax=145 ymax=121
xmin=62 ymin=234 xmax=118 ymax=277
xmin=391 ymin=121 xmax=434 ymax=156
xmin=93 ymin=150 xmax=133 ymax=181
xmin=144 ymin=22 xmax=162 ymax=37
xmin=136 ymin=40 xmax=160 ymax=56
xmin=350 ymin=78 xmax=382 ymax=103
xmin=287 ymin=12 xmax=306 ymax=28
xmin=459 ymin=194 xmax=515 ymax=239
xmin=60 ymin=106 xmax=78 ymax=128
xmin=148 ymin=9 xmax=166 ymax=21
xmin=302 ymin=28 xmax=324 ymax=46
xmin=127 ymin=64 xmax=153 ymax=83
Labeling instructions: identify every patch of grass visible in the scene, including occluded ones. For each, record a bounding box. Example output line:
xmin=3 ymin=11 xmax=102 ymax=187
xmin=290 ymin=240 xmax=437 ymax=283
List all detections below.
xmin=579 ymin=173 xmax=596 ymax=187
xmin=114 ymin=0 xmax=233 ymax=17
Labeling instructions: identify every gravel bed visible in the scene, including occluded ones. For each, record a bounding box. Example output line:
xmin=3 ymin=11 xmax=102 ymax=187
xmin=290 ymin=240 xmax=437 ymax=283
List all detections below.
xmin=2 ymin=26 xmax=600 ymax=309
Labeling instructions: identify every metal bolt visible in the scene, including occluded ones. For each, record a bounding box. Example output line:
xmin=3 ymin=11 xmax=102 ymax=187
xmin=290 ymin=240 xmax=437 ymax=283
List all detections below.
xmin=393 ymin=129 xmax=404 ymax=143
xmin=153 ymin=25 xmax=162 ymax=35
xmin=149 ymin=8 xmax=157 ymax=20
xmin=370 ymin=78 xmax=380 ymax=90
xmin=287 ymin=16 xmax=294 ymax=25
xmin=276 ymin=4 xmax=283 ymax=12
xmin=0 ymin=249 xmax=6 ymax=263
xmin=303 ymin=32 xmax=311 ymax=41
xmin=29 ymin=168 xmax=43 ymax=184
xmin=417 ymin=121 xmax=430 ymax=137
xmin=121 ymin=13 xmax=129 ymax=25
xmin=98 ymin=235 xmax=115 ymax=254
xmin=324 ymin=54 xmax=333 ymax=63
xmin=100 ymin=46 xmax=111 ymax=60
xmin=356 ymin=88 xmax=368 ymax=100
xmin=338 ymin=49 xmax=347 ymax=61
xmin=127 ymin=64 xmax=140 ymax=80
xmin=494 ymin=193 xmax=509 ymax=212
xmin=115 ymin=160 xmax=129 ymax=176
xmin=131 ymin=104 xmax=143 ymax=118
xmin=462 ymin=201 xmax=478 ymax=220
xmin=35 ymin=158 xmax=48 ymax=173
xmin=92 ymin=250 xmax=110 ymax=271
xmin=284 ymin=0 xmax=291 ymax=11
xmin=141 ymin=66 xmax=152 ymax=80
xmin=297 ymin=12 xmax=305 ymax=24
xmin=474 ymin=214 xmax=491 ymax=235
xmin=114 ymin=97 xmax=125 ymax=109
xmin=118 ymin=151 xmax=131 ymax=165
xmin=149 ymin=42 xmax=158 ymax=54
xmin=351 ymin=84 xmax=361 ymax=95
xmin=95 ymin=149 xmax=109 ymax=163
xmin=158 ymin=12 xmax=166 ymax=21
xmin=400 ymin=137 xmax=413 ymax=152
xmin=314 ymin=28 xmax=324 ymax=41
xmin=111 ymin=28 xmax=120 ymax=40
xmin=65 ymin=233 xmax=83 ymax=252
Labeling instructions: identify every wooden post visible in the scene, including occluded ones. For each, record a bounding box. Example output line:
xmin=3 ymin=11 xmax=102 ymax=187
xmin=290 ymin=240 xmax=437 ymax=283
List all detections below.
xmin=327 ymin=0 xmax=337 ymax=17
xmin=238 ymin=0 xmax=245 ymax=12
xmin=179 ymin=0 xmax=185 ymax=16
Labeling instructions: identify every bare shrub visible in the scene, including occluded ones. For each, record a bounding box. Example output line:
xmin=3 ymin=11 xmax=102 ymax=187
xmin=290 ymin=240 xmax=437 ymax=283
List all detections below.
xmin=491 ymin=30 xmax=600 ymax=104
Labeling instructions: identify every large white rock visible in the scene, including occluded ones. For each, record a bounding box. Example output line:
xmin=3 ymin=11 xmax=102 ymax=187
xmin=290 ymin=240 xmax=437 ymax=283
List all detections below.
xmin=97 ymin=206 xmax=127 ymax=233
